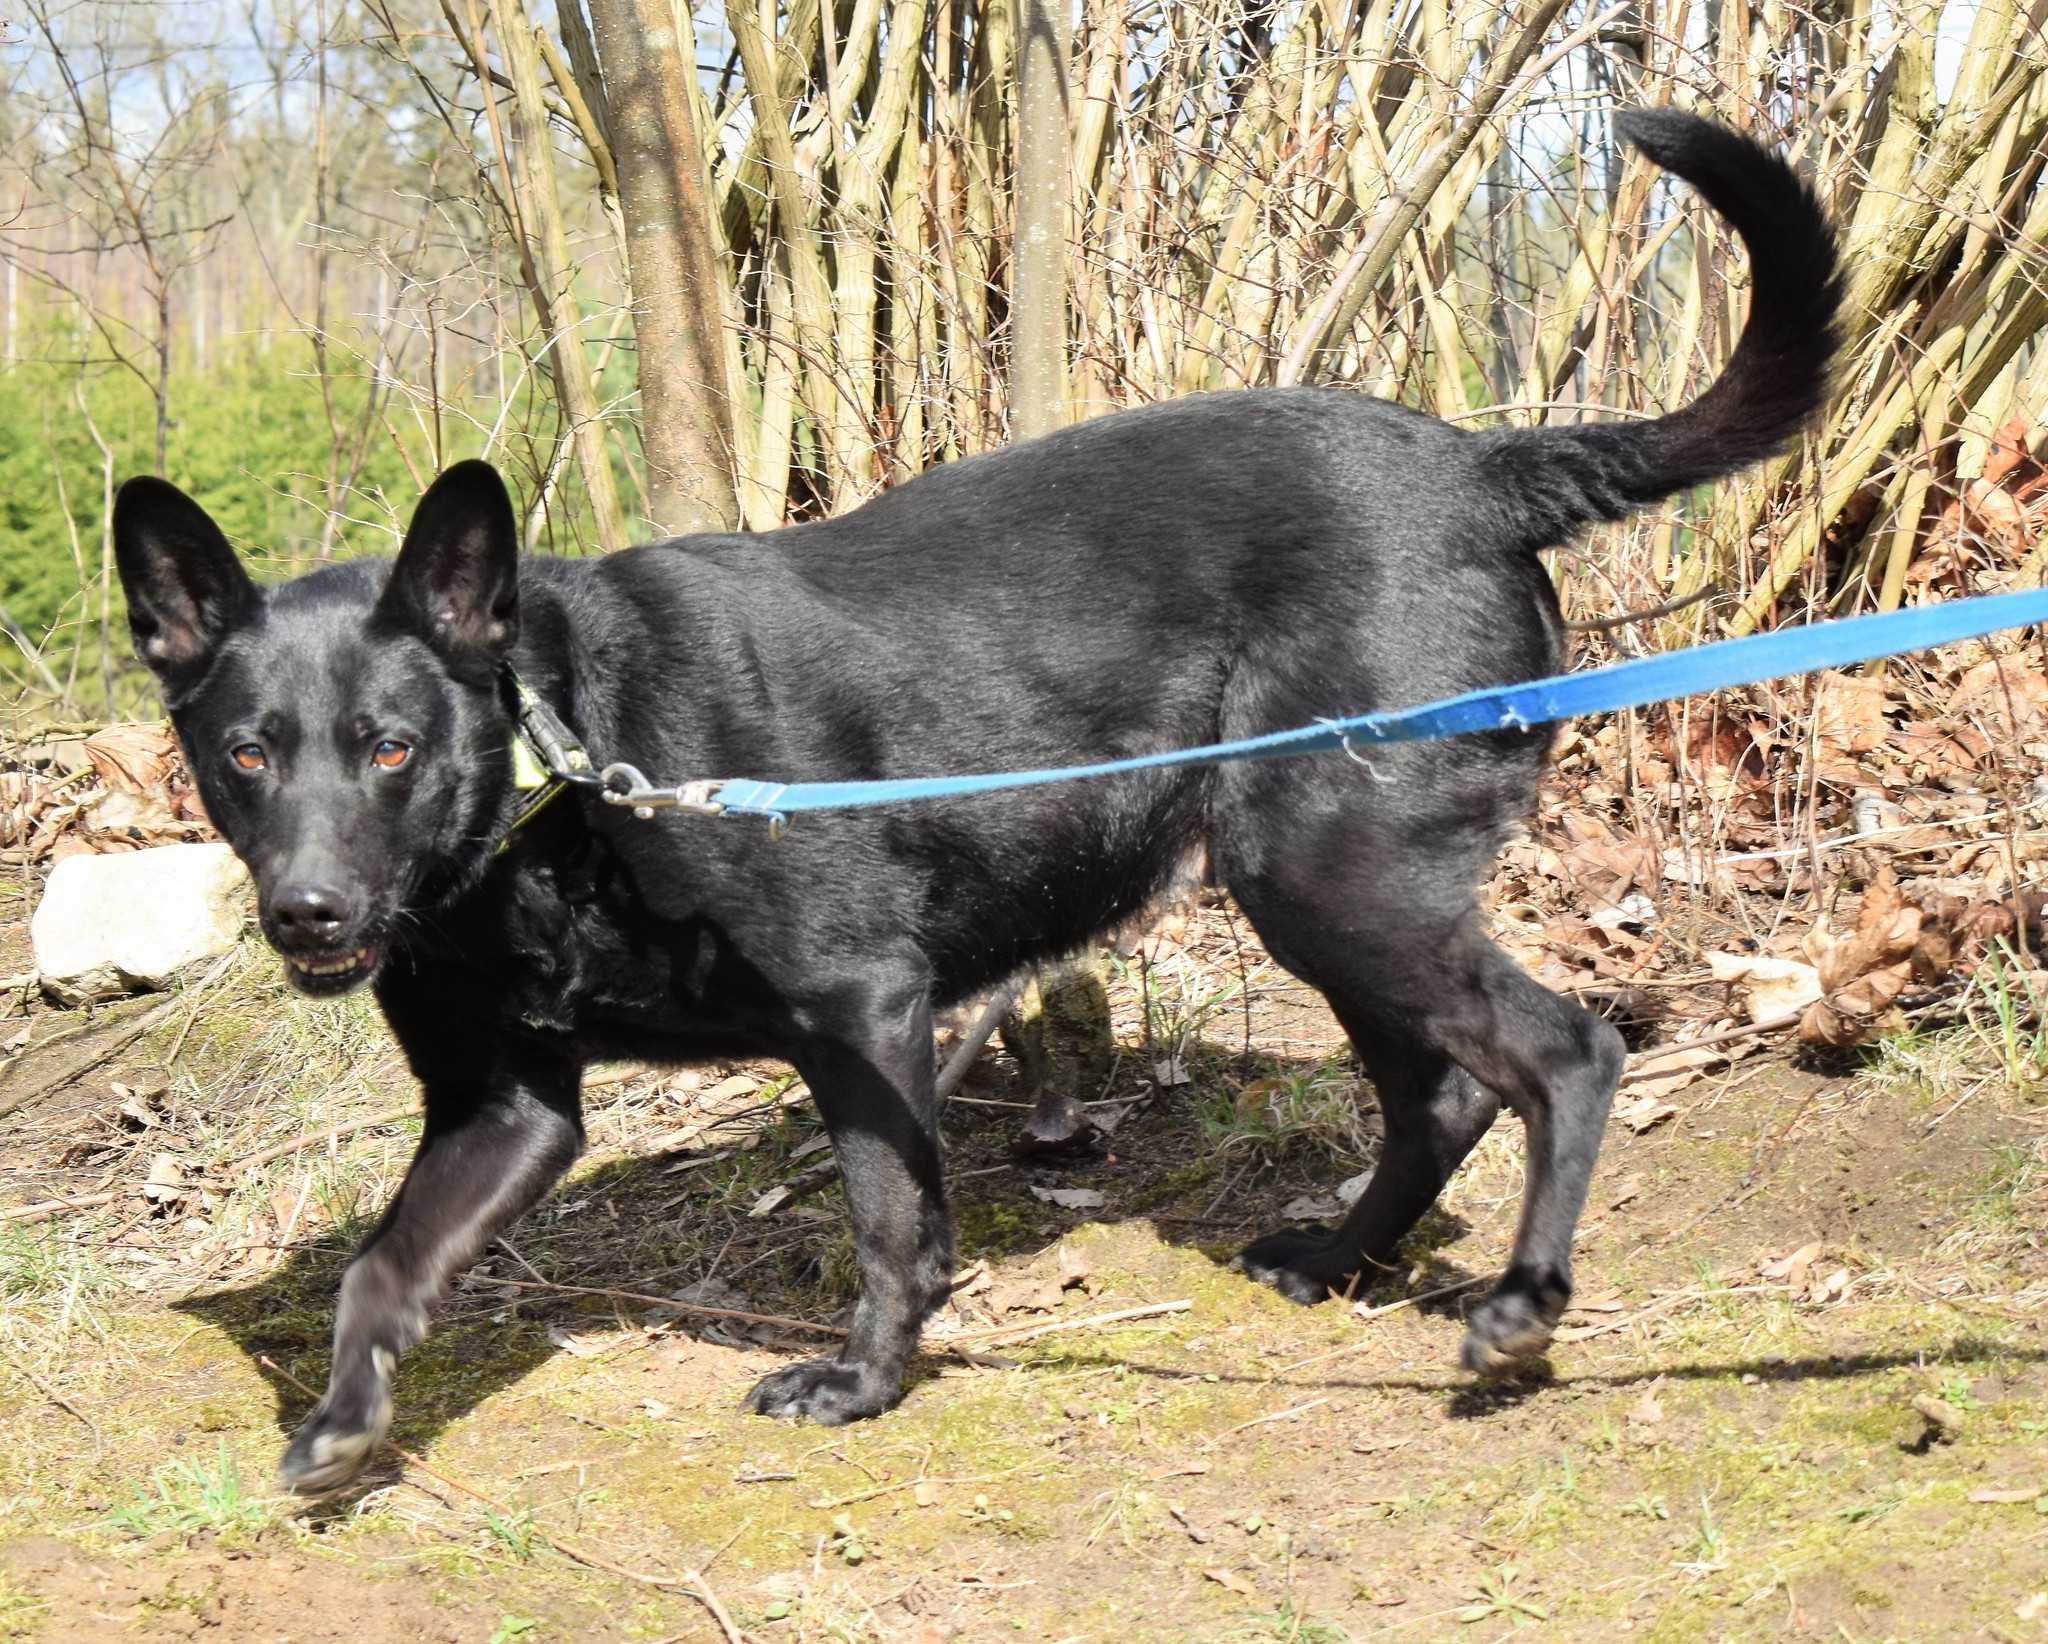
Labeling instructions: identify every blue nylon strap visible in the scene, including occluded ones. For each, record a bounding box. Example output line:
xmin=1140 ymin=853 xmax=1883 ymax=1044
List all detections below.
xmin=709 ymin=587 xmax=2048 ymax=822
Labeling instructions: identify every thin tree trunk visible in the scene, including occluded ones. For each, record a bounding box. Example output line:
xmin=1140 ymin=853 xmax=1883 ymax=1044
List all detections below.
xmin=580 ymin=0 xmax=739 ymax=534
xmin=1011 ymin=0 xmax=1071 ymax=439
xmin=479 ymin=0 xmax=631 ymax=552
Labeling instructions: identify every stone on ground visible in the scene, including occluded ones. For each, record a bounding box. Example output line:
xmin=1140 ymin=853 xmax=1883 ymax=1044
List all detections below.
xmin=31 ymin=843 xmax=251 ymax=1004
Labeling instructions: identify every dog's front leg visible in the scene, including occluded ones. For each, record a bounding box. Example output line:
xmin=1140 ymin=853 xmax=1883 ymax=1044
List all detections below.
xmin=747 ymin=972 xmax=952 ymax=1424
xmin=280 ymin=1053 xmax=583 ymax=1492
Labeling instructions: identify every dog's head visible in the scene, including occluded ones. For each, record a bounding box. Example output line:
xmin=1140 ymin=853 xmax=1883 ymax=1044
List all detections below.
xmin=112 ymin=462 xmax=522 ymax=996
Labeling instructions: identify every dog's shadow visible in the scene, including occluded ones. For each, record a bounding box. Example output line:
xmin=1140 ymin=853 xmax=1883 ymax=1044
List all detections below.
xmin=176 ymin=1012 xmax=1940 ymax=1487
xmin=177 ymin=1028 xmax=1444 ymax=1477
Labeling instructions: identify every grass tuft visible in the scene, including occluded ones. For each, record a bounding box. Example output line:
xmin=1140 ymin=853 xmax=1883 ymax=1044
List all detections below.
xmin=106 ymin=1441 xmax=270 ymax=1542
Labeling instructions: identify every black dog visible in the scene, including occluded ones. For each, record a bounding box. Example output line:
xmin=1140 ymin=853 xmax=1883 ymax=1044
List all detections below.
xmin=112 ymin=111 xmax=1838 ymax=1492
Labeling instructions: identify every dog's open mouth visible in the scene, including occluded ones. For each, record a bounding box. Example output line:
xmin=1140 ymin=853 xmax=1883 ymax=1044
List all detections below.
xmin=280 ymin=946 xmax=381 ymax=994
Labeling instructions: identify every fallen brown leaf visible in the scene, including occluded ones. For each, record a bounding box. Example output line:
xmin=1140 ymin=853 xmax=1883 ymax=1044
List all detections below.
xmin=1761 ymin=1241 xmax=1823 ymax=1294
xmin=82 ymin=723 xmax=179 ymax=796
xmin=1707 ymin=951 xmax=1823 ymax=1024
xmin=1798 ymin=870 xmax=1922 ymax=1046
xmin=1615 ymin=1093 xmax=1677 ymax=1134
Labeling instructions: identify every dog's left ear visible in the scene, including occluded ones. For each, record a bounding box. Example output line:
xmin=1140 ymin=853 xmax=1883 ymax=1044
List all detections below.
xmin=377 ymin=460 xmax=520 ymax=681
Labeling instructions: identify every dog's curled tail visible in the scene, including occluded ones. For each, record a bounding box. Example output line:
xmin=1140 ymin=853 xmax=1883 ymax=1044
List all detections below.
xmin=1476 ymin=109 xmax=1843 ymax=549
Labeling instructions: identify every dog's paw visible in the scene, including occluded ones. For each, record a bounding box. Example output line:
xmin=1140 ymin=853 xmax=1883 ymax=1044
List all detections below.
xmin=279 ymin=1398 xmax=390 ymax=1495
xmin=745 ymin=1357 xmax=902 ymax=1425
xmin=1234 ymin=1227 xmax=1351 ymax=1306
xmin=1459 ymin=1282 xmax=1565 ymax=1375
xmin=279 ymin=1353 xmax=394 ymax=1495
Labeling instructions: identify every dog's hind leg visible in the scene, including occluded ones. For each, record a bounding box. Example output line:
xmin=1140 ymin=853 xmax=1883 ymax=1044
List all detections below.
xmin=1420 ymin=935 xmax=1623 ymax=1369
xmin=1229 ymin=871 xmax=1622 ymax=1372
xmin=1238 ymin=1033 xmax=1501 ymax=1303
xmin=746 ymin=965 xmax=952 ymax=1424
xmin=279 ymin=1051 xmax=583 ymax=1493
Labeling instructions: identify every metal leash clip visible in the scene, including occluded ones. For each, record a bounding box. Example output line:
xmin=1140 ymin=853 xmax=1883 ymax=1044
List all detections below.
xmin=599 ymin=764 xmax=729 ymax=822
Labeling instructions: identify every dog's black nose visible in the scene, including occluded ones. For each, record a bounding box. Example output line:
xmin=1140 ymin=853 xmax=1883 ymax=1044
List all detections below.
xmin=272 ymin=883 xmax=349 ymax=942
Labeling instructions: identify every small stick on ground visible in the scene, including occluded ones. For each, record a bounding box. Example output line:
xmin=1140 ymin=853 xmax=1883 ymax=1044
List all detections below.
xmin=1552 ymin=1281 xmax=1783 ymax=1343
xmin=1212 ymin=1393 xmax=1335 ymax=1441
xmin=257 ymin=1356 xmax=743 ymax=1642
xmin=945 ymin=1298 xmax=1190 ymax=1349
xmin=1615 ymin=1009 xmax=1804 ymax=1086
xmin=808 ymin=1465 xmax=1024 ymax=1511
xmin=936 ymin=977 xmax=1026 ymax=1101
xmin=5 ymin=1355 xmax=105 ymax=1458
xmin=491 ymin=1274 xmax=849 ymax=1337
xmin=0 ymin=1188 xmax=119 ymax=1225
xmin=229 ymin=1106 xmax=418 ymax=1175
xmin=1270 ymin=1277 xmax=1487 ymax=1376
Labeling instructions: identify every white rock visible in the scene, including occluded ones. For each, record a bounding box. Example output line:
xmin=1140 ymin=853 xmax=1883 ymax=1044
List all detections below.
xmin=31 ymin=843 xmax=251 ymax=1004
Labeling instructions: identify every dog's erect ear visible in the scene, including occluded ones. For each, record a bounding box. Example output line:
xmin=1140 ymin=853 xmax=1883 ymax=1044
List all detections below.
xmin=113 ymin=476 xmax=261 ymax=697
xmin=377 ymin=460 xmax=519 ymax=680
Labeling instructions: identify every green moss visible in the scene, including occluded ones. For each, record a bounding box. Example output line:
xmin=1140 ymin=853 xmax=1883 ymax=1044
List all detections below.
xmin=953 ymin=1197 xmax=1045 ymax=1259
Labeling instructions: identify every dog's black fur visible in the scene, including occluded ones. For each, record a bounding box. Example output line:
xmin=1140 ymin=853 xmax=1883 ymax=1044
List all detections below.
xmin=112 ymin=111 xmax=1840 ymax=1492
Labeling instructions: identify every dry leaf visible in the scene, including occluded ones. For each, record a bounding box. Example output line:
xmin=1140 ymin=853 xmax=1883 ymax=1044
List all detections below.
xmin=1673 ymin=716 xmax=1768 ymax=799
xmin=117 ymin=1094 xmax=161 ymax=1130
xmin=1799 ymin=870 xmax=1921 ymax=1046
xmin=987 ymin=1279 xmax=1060 ymax=1316
xmin=80 ymin=787 xmax=196 ymax=849
xmin=1627 ymin=1379 xmax=1666 ymax=1426
xmin=1968 ymin=1487 xmax=2043 ymax=1505
xmin=1202 ymin=1568 xmax=1257 ymax=1598
xmin=1627 ymin=1032 xmax=1750 ymax=1099
xmin=747 ymin=1185 xmax=793 ymax=1218
xmin=1761 ymin=1240 xmax=1823 ymax=1294
xmin=1557 ymin=814 xmax=1661 ymax=902
xmin=544 ymin=1322 xmax=614 ymax=1359
xmin=143 ymin=1153 xmax=187 ymax=1209
xmin=1030 ymin=1186 xmax=1105 ymax=1211
xmin=1152 ymin=1052 xmax=1191 ymax=1087
xmin=83 ymin=723 xmax=179 ymax=795
xmin=1950 ymin=655 xmax=2048 ymax=744
xmin=1057 ymin=1243 xmax=1095 ymax=1292
xmin=1615 ymin=1093 xmax=1677 ymax=1134
xmin=1812 ymin=672 xmax=1892 ymax=783
xmin=1707 ymin=951 xmax=1823 ymax=1024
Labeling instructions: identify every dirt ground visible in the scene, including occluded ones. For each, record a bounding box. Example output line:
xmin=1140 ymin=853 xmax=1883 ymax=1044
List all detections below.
xmin=2 ymin=898 xmax=2045 ymax=1643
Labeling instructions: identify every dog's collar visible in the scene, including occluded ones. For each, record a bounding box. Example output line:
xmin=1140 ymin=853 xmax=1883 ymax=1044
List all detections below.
xmin=494 ymin=668 xmax=599 ymax=855
xmin=490 ymin=668 xmax=763 ymax=846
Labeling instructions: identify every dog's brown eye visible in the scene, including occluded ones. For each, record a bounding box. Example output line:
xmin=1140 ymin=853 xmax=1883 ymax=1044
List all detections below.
xmin=371 ymin=739 xmax=412 ymax=770
xmin=231 ymin=744 xmax=267 ymax=772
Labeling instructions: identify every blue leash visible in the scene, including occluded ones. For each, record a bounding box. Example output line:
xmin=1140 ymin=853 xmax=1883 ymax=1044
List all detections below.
xmin=591 ymin=588 xmax=2048 ymax=828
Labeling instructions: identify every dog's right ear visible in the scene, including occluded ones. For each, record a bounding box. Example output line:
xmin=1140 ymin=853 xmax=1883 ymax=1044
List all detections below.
xmin=376 ymin=460 xmax=519 ymax=683
xmin=112 ymin=477 xmax=260 ymax=699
